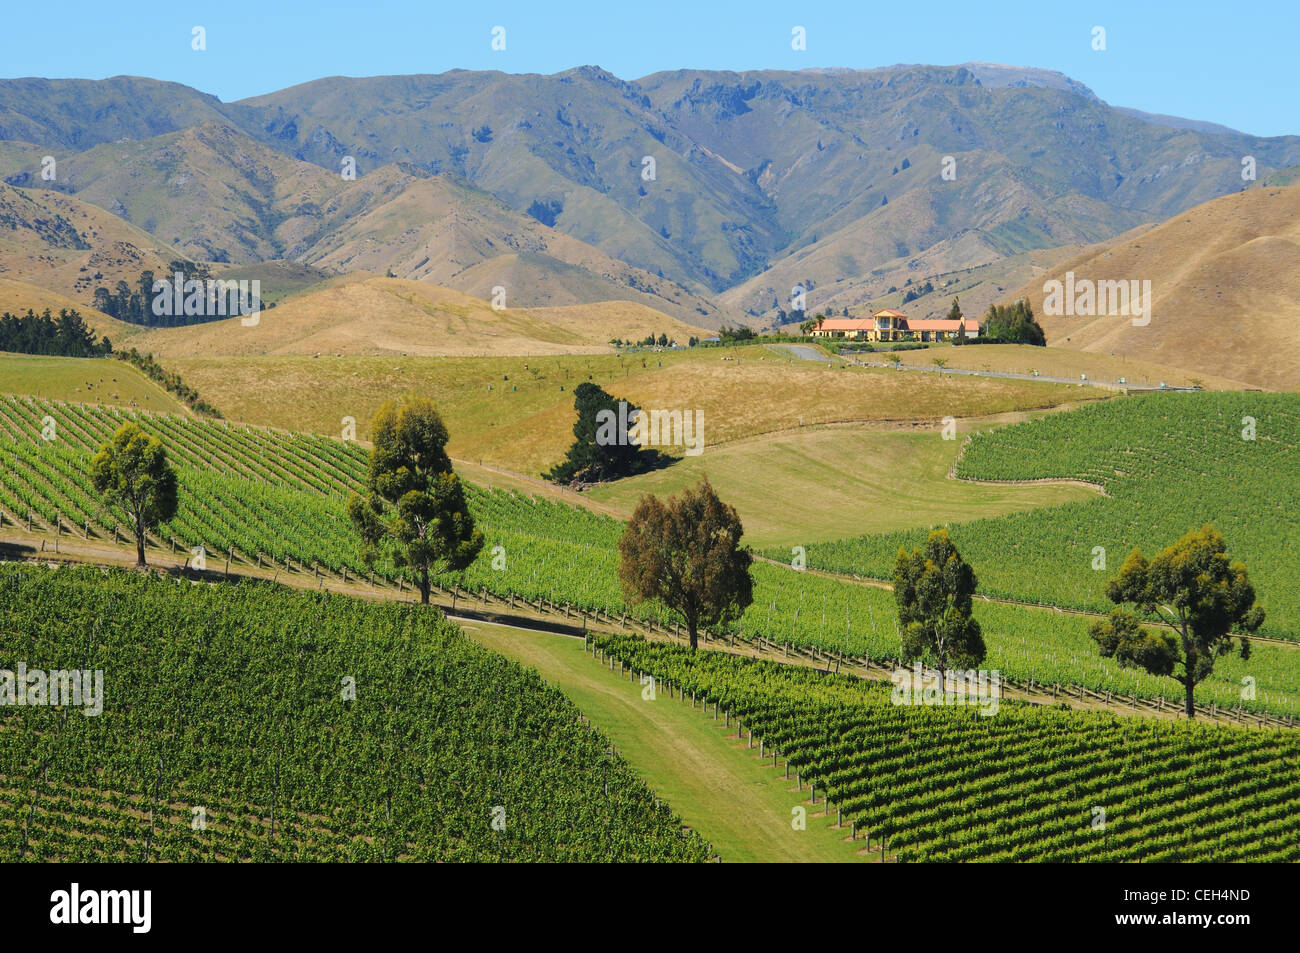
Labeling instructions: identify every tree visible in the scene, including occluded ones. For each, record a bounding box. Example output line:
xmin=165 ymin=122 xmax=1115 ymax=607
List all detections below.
xmin=981 ymin=299 xmax=1046 ymax=346
xmin=618 ymin=479 xmax=753 ymax=650
xmin=544 ymin=382 xmax=653 ymax=484
xmin=1090 ymin=526 xmax=1264 ymax=718
xmin=138 ymin=269 xmax=155 ymax=321
xmin=91 ymin=423 xmax=178 ymax=567
xmin=348 ymin=397 xmax=483 ymax=604
xmin=893 ymin=529 xmax=985 ymax=683
xmin=947 ymin=296 xmax=965 ymax=346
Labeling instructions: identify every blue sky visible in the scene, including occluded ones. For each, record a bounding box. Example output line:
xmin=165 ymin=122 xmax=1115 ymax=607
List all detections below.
xmin=6 ymin=0 xmax=1297 ymax=136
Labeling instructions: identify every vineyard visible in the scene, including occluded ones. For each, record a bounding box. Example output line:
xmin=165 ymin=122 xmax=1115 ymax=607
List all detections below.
xmin=593 ymin=634 xmax=1300 ymax=861
xmin=784 ymin=392 xmax=1300 ymax=640
xmin=0 ymin=565 xmax=711 ymax=862
xmin=2 ymin=394 xmax=1299 ymax=717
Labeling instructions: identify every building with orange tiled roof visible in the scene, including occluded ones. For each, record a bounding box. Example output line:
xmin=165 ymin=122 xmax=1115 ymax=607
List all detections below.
xmin=810 ymin=309 xmax=979 ymax=343
xmin=808 ymin=317 xmax=875 ymax=339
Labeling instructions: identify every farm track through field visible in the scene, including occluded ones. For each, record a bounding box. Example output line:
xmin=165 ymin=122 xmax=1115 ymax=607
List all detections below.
xmin=0 ymin=526 xmax=1288 ymax=731
xmin=460 ymin=618 xmax=868 ymax=862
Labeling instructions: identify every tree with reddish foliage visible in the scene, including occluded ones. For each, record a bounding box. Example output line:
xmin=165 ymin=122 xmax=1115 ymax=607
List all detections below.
xmin=618 ymin=479 xmax=752 ymax=650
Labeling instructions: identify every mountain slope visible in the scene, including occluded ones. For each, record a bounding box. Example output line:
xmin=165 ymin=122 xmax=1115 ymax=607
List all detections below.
xmin=0 ymin=76 xmax=237 ymax=149
xmin=238 ymin=68 xmax=781 ymax=292
xmin=0 ymin=183 xmax=183 ymax=302
xmin=3 ymin=121 xmax=725 ymax=324
xmin=1010 ymin=184 xmax=1300 ymax=390
xmin=296 ymin=166 xmax=727 ymax=322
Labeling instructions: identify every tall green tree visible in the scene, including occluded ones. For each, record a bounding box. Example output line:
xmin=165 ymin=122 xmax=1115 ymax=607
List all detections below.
xmin=91 ymin=423 xmax=178 ymax=567
xmin=544 ymin=382 xmax=649 ymax=484
xmin=618 ymin=479 xmax=753 ymax=650
xmin=348 ymin=397 xmax=483 ymax=604
xmin=1090 ymin=526 xmax=1264 ymax=718
xmin=893 ymin=529 xmax=985 ymax=682
xmin=947 ymin=296 xmax=968 ymax=346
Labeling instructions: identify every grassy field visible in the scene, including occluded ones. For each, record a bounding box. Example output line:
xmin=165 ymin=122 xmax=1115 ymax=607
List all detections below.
xmin=165 ymin=345 xmax=1094 ymax=475
xmin=880 ymin=343 xmax=1252 ymax=390
xmin=463 ymin=620 xmax=860 ymax=861
xmin=0 ymin=353 xmax=187 ymax=413
xmin=587 ymin=421 xmax=1097 ymax=548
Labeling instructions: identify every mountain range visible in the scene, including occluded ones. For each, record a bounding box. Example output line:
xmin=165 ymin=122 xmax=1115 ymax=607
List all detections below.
xmin=0 ymin=64 xmax=1297 ymax=332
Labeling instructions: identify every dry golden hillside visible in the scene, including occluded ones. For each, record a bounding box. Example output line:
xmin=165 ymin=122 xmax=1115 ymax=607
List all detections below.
xmin=127 ymin=275 xmax=711 ymax=358
xmin=0 ymin=184 xmax=181 ymax=303
xmin=1011 ymin=185 xmax=1300 ymax=390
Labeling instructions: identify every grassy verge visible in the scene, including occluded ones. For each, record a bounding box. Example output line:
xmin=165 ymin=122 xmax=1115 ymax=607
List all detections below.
xmin=461 ymin=619 xmax=862 ymax=862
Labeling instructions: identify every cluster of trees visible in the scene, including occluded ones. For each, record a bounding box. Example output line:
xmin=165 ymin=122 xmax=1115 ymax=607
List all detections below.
xmin=92 ymin=261 xmax=274 ymax=329
xmin=889 ymin=522 xmax=1265 ymax=720
xmin=94 ymin=397 xmax=485 ymax=609
xmin=718 ymin=325 xmax=757 ymax=344
xmin=980 ymin=299 xmax=1046 ymax=346
xmin=93 ymin=261 xmax=212 ymax=326
xmin=901 ymin=279 xmax=935 ymax=304
xmin=0 ymin=308 xmax=111 ymax=357
xmin=611 ymin=333 xmax=676 ymax=347
xmin=114 ymin=348 xmax=222 ymax=417
xmin=888 ymin=524 xmax=1265 ymax=721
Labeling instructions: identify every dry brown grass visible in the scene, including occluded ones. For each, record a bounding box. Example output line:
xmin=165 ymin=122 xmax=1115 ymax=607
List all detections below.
xmin=613 ymin=353 xmax=1098 ymax=447
xmin=0 ymin=184 xmax=178 ymax=306
xmin=129 ymin=276 xmax=711 ymax=358
xmin=1011 ymin=184 xmax=1300 ymax=391
xmin=888 ymin=343 xmax=1252 ymax=390
xmin=166 ymin=346 xmax=1093 ymax=476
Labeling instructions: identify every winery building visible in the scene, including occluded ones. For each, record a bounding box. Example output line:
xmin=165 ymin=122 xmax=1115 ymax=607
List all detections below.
xmin=810 ymin=309 xmax=977 ymax=342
